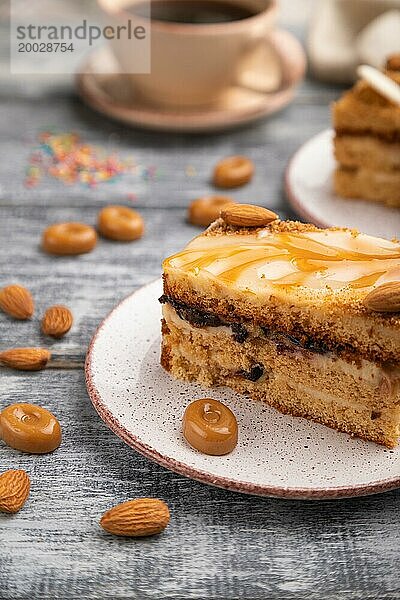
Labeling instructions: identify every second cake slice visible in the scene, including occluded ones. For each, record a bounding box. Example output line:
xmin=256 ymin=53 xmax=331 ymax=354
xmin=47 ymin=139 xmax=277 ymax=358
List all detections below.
xmin=333 ymin=56 xmax=400 ymax=207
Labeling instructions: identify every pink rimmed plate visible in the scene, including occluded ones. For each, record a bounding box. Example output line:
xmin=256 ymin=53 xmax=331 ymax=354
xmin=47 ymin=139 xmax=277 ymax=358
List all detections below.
xmin=285 ymin=129 xmax=400 ymax=240
xmin=85 ymin=278 xmax=400 ymax=499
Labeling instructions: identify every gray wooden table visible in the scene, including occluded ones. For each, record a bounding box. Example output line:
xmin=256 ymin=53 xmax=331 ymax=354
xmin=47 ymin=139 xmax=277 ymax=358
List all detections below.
xmin=1 ymin=27 xmax=400 ymax=600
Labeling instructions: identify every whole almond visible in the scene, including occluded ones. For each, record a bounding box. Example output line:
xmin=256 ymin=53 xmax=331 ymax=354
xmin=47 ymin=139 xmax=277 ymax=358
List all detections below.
xmin=0 ymin=348 xmax=51 ymax=371
xmin=0 ymin=469 xmax=31 ymax=513
xmin=41 ymin=305 xmax=73 ymax=338
xmin=363 ymin=282 xmax=400 ymax=313
xmin=100 ymin=498 xmax=170 ymax=537
xmin=221 ymin=204 xmax=278 ymax=228
xmin=0 ymin=285 xmax=34 ymax=320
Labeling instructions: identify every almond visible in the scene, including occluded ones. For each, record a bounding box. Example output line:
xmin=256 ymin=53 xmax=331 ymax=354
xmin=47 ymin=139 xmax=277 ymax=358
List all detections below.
xmin=0 ymin=348 xmax=51 ymax=371
xmin=221 ymin=204 xmax=278 ymax=228
xmin=0 ymin=469 xmax=31 ymax=513
xmin=100 ymin=498 xmax=170 ymax=537
xmin=363 ymin=281 xmax=400 ymax=313
xmin=41 ymin=305 xmax=73 ymax=338
xmin=0 ymin=285 xmax=34 ymax=320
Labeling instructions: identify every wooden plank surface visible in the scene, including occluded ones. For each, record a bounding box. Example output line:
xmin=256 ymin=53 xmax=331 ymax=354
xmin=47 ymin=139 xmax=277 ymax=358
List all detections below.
xmin=0 ymin=85 xmax=340 ymax=210
xmin=2 ymin=369 xmax=400 ymax=600
xmin=1 ymin=20 xmax=399 ymax=600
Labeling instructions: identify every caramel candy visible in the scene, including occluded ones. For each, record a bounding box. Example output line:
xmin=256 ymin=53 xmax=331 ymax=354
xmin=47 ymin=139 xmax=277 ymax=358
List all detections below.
xmin=386 ymin=54 xmax=400 ymax=72
xmin=182 ymin=399 xmax=238 ymax=455
xmin=97 ymin=205 xmax=144 ymax=241
xmin=213 ymin=155 xmax=254 ymax=188
xmin=42 ymin=222 xmax=97 ymax=255
xmin=188 ymin=196 xmax=235 ymax=227
xmin=0 ymin=403 xmax=62 ymax=454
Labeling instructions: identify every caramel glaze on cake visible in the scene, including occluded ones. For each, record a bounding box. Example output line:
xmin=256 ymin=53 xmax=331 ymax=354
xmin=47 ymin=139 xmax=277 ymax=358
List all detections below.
xmin=161 ymin=218 xmax=400 ymax=448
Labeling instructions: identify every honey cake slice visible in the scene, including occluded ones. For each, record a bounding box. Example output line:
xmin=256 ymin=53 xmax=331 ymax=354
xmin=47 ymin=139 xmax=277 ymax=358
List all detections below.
xmin=160 ymin=207 xmax=400 ymax=447
xmin=332 ymin=58 xmax=400 ymax=206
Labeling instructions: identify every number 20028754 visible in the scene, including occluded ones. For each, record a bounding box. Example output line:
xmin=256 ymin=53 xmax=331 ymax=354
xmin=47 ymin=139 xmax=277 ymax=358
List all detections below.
xmin=18 ymin=42 xmax=74 ymax=52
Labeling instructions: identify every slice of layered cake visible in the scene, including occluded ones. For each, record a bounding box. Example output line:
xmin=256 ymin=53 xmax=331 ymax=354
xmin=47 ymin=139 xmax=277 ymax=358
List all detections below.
xmin=160 ymin=205 xmax=400 ymax=447
xmin=333 ymin=56 xmax=400 ymax=207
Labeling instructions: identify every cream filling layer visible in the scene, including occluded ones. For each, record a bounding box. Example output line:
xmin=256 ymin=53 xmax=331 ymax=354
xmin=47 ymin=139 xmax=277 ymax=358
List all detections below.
xmin=334 ymin=135 xmax=400 ymax=169
xmin=340 ymin=167 xmax=400 ymax=184
xmin=163 ymin=304 xmax=400 ymax=399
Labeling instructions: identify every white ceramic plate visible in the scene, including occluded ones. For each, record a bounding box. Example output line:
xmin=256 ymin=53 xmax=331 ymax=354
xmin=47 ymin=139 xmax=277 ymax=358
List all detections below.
xmin=285 ymin=129 xmax=400 ymax=240
xmin=85 ymin=279 xmax=400 ymax=499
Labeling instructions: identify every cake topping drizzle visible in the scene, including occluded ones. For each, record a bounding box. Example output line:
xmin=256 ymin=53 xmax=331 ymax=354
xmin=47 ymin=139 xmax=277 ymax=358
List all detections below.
xmin=164 ymin=229 xmax=400 ymax=290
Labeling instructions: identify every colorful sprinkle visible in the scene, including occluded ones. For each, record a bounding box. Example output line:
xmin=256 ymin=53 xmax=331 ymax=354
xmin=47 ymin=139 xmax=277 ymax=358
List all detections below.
xmin=185 ymin=164 xmax=197 ymax=178
xmin=24 ymin=131 xmax=158 ymax=188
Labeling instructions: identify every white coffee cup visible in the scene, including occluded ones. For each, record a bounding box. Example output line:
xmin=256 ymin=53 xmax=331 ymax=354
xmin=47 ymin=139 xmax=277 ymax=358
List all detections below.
xmin=98 ymin=0 xmax=305 ymax=107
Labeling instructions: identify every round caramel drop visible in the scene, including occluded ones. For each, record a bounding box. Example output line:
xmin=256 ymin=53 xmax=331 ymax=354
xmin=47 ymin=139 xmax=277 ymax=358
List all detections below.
xmin=386 ymin=53 xmax=400 ymax=71
xmin=213 ymin=155 xmax=254 ymax=189
xmin=188 ymin=196 xmax=235 ymax=227
xmin=42 ymin=222 xmax=97 ymax=256
xmin=0 ymin=403 xmax=62 ymax=454
xmin=97 ymin=205 xmax=144 ymax=241
xmin=182 ymin=399 xmax=238 ymax=456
